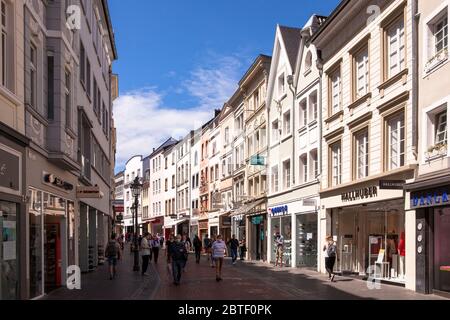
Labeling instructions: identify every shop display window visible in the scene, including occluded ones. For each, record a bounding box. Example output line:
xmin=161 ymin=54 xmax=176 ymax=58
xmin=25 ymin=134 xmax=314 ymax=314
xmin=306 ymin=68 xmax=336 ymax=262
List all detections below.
xmin=434 ymin=207 xmax=450 ymax=293
xmin=0 ymin=200 xmax=18 ymax=300
xmin=271 ymin=216 xmax=291 ymax=265
xmin=297 ymin=214 xmax=317 ymax=268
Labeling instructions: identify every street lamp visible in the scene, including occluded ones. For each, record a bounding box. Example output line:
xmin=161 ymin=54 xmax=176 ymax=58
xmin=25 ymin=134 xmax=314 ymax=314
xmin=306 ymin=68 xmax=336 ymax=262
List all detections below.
xmin=130 ymin=176 xmax=142 ymax=271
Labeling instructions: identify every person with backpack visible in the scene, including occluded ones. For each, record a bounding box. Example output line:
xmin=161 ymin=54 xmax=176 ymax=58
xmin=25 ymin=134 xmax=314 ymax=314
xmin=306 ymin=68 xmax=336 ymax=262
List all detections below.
xmin=140 ymin=232 xmax=152 ymax=276
xmin=105 ymin=234 xmax=121 ymax=280
xmin=227 ymin=235 xmax=240 ymax=265
xmin=323 ymin=235 xmax=337 ymax=282
xmin=193 ymin=235 xmax=202 ymax=264
xmin=168 ymin=234 xmax=188 ymax=286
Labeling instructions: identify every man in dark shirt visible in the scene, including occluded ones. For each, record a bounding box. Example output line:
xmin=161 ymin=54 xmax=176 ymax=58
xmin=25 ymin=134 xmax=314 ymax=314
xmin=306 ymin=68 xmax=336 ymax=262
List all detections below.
xmin=168 ymin=235 xmax=188 ymax=286
xmin=227 ymin=234 xmax=240 ymax=265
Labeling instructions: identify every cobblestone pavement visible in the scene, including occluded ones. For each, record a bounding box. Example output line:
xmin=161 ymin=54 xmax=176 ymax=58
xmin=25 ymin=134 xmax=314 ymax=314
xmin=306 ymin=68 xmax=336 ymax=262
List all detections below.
xmin=44 ymin=248 xmax=446 ymax=300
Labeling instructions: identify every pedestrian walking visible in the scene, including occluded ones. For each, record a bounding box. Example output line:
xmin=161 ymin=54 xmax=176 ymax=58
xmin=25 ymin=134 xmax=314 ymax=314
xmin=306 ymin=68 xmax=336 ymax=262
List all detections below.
xmin=203 ymin=234 xmax=212 ymax=265
xmin=168 ymin=235 xmax=188 ymax=286
xmin=182 ymin=234 xmax=190 ymax=272
xmin=227 ymin=235 xmax=240 ymax=265
xmin=105 ymin=234 xmax=121 ymax=280
xmin=211 ymin=235 xmax=227 ymax=282
xmin=324 ymin=235 xmax=337 ymax=282
xmin=274 ymin=232 xmax=284 ymax=267
xmin=140 ymin=232 xmax=151 ymax=276
xmin=210 ymin=235 xmax=217 ymax=268
xmin=151 ymin=235 xmax=160 ymax=264
xmin=239 ymin=237 xmax=247 ymax=261
xmin=193 ymin=235 xmax=202 ymax=264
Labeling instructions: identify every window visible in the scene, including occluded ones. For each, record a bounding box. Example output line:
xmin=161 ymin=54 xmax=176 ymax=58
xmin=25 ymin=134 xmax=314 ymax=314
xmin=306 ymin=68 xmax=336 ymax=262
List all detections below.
xmin=386 ymin=17 xmax=406 ymax=78
xmin=47 ymin=55 xmax=54 ymax=119
xmin=248 ymin=136 xmax=253 ymax=156
xmin=227 ymin=156 xmax=232 ymax=176
xmin=222 ymin=160 xmax=226 ymax=177
xmin=210 ymin=166 xmax=214 ymax=181
xmin=212 ymin=141 xmax=217 ymax=155
xmin=278 ymin=73 xmax=285 ymax=96
xmin=1 ymin=0 xmax=7 ymax=87
xmin=283 ymin=111 xmax=291 ymax=136
xmin=254 ymin=90 xmax=260 ymax=108
xmin=165 ymin=157 xmax=168 ymax=169
xmin=224 ymin=127 xmax=229 ymax=145
xmin=261 ymin=128 xmax=266 ymax=152
xmin=310 ymin=149 xmax=318 ymax=180
xmin=80 ymin=42 xmax=85 ymax=85
xmin=29 ymin=44 xmax=37 ymax=108
xmin=215 ymin=164 xmax=219 ymax=180
xmin=172 ymin=175 xmax=175 ymax=189
xmin=65 ymin=70 xmax=71 ymax=128
xmin=300 ymin=99 xmax=307 ymax=127
xmin=434 ymin=14 xmax=448 ymax=55
xmin=354 ymin=46 xmax=369 ymax=100
xmin=435 ymin=111 xmax=447 ymax=145
xmin=305 ymin=51 xmax=312 ymax=72
xmin=355 ymin=129 xmax=369 ymax=179
xmin=283 ymin=160 xmax=291 ymax=189
xmin=386 ymin=112 xmax=405 ymax=170
xmin=330 ymin=142 xmax=342 ymax=186
xmin=300 ymin=155 xmax=308 ymax=184
xmin=329 ymin=67 xmax=341 ymax=115
xmin=309 ymin=92 xmax=318 ymax=122
xmin=86 ymin=59 xmax=91 ymax=97
xmin=271 ymin=165 xmax=279 ymax=193
xmin=165 ymin=179 xmax=168 ymax=192
xmin=272 ymin=120 xmax=280 ymax=143
xmin=248 ymin=179 xmax=254 ymax=197
xmin=194 ymin=151 xmax=198 ymax=166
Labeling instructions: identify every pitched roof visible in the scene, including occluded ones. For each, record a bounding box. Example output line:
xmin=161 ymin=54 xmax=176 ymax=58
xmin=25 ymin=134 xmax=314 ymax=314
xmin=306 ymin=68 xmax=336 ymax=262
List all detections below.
xmin=278 ymin=26 xmax=302 ymax=70
xmin=149 ymin=137 xmax=178 ymax=157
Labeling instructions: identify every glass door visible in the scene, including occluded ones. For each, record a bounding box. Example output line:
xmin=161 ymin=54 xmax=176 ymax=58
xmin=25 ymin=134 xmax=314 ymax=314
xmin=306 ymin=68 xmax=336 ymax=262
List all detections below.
xmin=29 ymin=189 xmax=43 ymax=299
xmin=0 ymin=200 xmax=18 ymax=300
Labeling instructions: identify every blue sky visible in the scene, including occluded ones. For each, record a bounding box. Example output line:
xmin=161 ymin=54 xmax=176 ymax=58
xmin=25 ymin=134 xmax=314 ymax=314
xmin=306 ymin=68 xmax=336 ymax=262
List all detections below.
xmin=110 ymin=0 xmax=340 ymax=172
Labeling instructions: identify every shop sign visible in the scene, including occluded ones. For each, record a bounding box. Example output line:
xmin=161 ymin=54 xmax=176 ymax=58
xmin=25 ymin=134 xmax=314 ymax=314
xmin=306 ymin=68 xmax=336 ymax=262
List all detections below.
xmin=221 ymin=216 xmax=231 ymax=226
xmin=0 ymin=148 xmax=20 ymax=192
xmin=77 ymin=186 xmax=103 ymax=198
xmin=411 ymin=189 xmax=450 ymax=208
xmin=268 ymin=205 xmax=289 ymax=217
xmin=43 ymin=172 xmax=74 ymax=191
xmin=303 ymin=199 xmax=317 ymax=207
xmin=113 ymin=200 xmax=124 ymax=213
xmin=379 ymin=180 xmax=405 ymax=190
xmin=341 ymin=186 xmax=377 ymax=202
xmin=250 ymin=155 xmax=265 ymax=166
xmin=251 ymin=216 xmax=263 ymax=225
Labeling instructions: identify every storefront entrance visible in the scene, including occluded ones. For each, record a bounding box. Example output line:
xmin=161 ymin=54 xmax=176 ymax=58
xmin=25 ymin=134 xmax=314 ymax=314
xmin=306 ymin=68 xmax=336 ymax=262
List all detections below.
xmin=249 ymin=215 xmax=266 ymax=261
xmin=297 ymin=213 xmax=317 ymax=268
xmin=434 ymin=206 xmax=450 ymax=293
xmin=330 ymin=199 xmax=405 ymax=283
xmin=0 ymin=201 xmax=19 ymax=300
xmin=270 ymin=215 xmax=292 ymax=265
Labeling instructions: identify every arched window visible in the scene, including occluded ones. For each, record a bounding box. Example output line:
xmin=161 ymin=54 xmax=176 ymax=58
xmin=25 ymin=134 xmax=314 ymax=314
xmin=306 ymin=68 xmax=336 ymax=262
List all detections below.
xmin=305 ymin=51 xmax=313 ymax=72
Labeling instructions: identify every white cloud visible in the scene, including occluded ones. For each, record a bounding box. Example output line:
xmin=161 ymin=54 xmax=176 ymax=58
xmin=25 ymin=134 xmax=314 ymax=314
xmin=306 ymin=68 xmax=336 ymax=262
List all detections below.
xmin=114 ymin=53 xmax=246 ymax=172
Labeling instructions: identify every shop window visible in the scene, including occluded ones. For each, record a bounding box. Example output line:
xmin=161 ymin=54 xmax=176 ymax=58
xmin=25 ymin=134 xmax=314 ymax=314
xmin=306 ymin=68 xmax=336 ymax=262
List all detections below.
xmin=1 ymin=200 xmax=18 ymax=299
xmin=386 ymin=111 xmax=405 ymax=171
xmin=271 ymin=216 xmax=292 ymax=265
xmin=434 ymin=207 xmax=450 ymax=293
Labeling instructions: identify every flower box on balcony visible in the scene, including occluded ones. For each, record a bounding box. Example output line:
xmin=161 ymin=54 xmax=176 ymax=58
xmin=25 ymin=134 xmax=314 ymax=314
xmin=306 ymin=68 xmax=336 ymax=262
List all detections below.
xmin=425 ymin=49 xmax=449 ymax=74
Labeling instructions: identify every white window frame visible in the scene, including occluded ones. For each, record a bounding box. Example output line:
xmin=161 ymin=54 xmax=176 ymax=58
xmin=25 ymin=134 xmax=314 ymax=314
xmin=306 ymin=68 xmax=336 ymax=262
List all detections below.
xmin=299 ymin=154 xmax=308 ymax=184
xmin=330 ymin=142 xmax=342 ymax=187
xmin=283 ymin=110 xmax=291 ymax=136
xmin=330 ymin=68 xmax=341 ymax=115
xmin=355 ymin=46 xmax=369 ymax=99
xmin=282 ymin=158 xmax=291 ymax=190
xmin=278 ymin=72 xmax=285 ymax=97
xmin=386 ymin=112 xmax=405 ymax=171
xmin=423 ymin=4 xmax=449 ymax=75
xmin=271 ymin=165 xmax=279 ymax=193
xmin=272 ymin=119 xmax=279 ymax=144
xmin=355 ymin=129 xmax=369 ymax=179
xmin=386 ymin=18 xmax=406 ymax=79
xmin=0 ymin=0 xmax=8 ymax=88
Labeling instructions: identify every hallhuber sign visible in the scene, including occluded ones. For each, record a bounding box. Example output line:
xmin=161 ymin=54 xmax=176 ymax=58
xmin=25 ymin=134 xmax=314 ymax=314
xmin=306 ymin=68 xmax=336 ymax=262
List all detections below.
xmin=341 ymin=186 xmax=378 ymax=202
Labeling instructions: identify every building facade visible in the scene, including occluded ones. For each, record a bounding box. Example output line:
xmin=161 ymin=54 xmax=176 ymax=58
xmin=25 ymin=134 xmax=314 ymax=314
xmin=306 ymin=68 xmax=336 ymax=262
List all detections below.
xmin=313 ymin=0 xmax=416 ymax=289
xmin=123 ymin=156 xmax=143 ymax=235
xmin=266 ymin=25 xmax=302 ymax=267
xmin=405 ymin=0 xmax=449 ymax=296
xmin=176 ymin=134 xmax=191 ymax=236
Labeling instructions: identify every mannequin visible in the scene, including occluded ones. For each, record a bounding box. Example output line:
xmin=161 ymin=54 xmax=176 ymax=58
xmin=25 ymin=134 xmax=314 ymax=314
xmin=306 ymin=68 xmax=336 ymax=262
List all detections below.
xmin=398 ymin=232 xmax=406 ymax=279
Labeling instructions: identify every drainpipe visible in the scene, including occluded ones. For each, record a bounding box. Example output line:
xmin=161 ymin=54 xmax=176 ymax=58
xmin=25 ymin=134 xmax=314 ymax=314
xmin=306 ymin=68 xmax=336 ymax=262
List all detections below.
xmin=412 ymin=0 xmax=419 ymax=164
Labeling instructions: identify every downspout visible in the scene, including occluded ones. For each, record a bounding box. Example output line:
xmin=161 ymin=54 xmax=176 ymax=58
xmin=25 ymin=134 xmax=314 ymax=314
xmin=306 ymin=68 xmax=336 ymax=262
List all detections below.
xmin=412 ymin=0 xmax=419 ymax=164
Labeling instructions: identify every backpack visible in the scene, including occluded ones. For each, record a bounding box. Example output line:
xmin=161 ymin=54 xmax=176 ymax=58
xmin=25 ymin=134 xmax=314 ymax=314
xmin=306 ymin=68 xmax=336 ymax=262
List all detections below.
xmin=105 ymin=241 xmax=118 ymax=258
xmin=327 ymin=244 xmax=337 ymax=257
